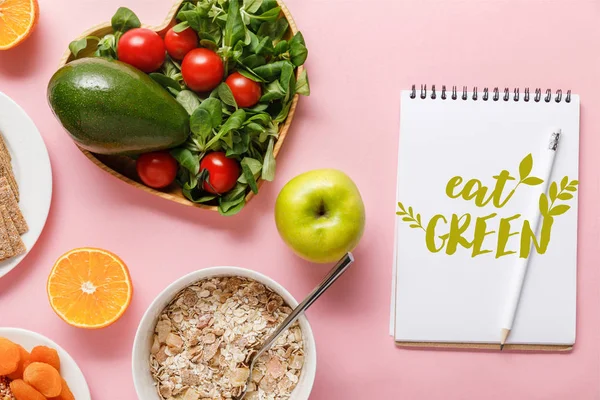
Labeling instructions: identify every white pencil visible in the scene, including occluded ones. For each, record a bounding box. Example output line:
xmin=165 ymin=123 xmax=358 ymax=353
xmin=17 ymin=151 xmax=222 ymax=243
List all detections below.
xmin=500 ymin=129 xmax=561 ymax=350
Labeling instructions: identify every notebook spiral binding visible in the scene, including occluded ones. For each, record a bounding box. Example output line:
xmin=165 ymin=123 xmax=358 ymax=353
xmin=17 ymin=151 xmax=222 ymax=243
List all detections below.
xmin=410 ymin=85 xmax=571 ymax=103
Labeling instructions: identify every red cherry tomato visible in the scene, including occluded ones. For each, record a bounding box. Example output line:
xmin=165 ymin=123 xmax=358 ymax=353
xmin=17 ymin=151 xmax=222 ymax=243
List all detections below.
xmin=200 ymin=152 xmax=240 ymax=194
xmin=225 ymin=72 xmax=262 ymax=108
xmin=164 ymin=27 xmax=198 ymax=61
xmin=136 ymin=151 xmax=178 ymax=189
xmin=181 ymin=48 xmax=224 ymax=92
xmin=117 ymin=28 xmax=166 ymax=73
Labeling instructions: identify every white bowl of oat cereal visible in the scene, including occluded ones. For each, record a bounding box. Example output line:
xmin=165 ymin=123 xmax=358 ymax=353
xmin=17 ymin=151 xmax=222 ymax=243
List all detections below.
xmin=132 ymin=267 xmax=316 ymax=400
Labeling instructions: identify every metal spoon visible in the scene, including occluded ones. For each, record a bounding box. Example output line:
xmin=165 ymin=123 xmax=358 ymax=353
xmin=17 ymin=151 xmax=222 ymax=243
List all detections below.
xmin=233 ymin=252 xmax=355 ymax=400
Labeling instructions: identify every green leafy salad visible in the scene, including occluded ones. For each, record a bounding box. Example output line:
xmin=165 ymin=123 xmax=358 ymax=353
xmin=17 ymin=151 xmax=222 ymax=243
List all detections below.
xmin=68 ymin=0 xmax=309 ymax=215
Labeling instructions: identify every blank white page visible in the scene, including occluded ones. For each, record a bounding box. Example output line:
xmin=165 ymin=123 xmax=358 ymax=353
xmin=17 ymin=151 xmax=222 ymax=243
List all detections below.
xmin=393 ymin=90 xmax=579 ymax=345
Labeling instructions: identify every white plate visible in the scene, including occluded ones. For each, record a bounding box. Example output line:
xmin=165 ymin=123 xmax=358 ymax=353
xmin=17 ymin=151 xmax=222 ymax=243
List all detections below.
xmin=0 ymin=327 xmax=91 ymax=399
xmin=0 ymin=92 xmax=52 ymax=278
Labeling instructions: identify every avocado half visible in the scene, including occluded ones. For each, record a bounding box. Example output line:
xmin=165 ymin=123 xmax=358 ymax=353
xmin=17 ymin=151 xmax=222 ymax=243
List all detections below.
xmin=48 ymin=57 xmax=190 ymax=155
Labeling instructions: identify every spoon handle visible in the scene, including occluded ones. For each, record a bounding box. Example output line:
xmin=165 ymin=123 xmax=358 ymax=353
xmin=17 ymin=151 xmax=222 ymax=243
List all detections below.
xmin=254 ymin=252 xmax=354 ymax=360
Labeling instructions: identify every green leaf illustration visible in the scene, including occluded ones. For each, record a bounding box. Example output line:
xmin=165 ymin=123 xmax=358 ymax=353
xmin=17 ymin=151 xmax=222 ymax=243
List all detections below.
xmin=522 ymin=177 xmax=544 ymax=186
xmin=560 ymin=176 xmax=568 ymax=190
xmin=396 ymin=202 xmax=425 ymax=231
xmin=549 ymin=181 xmax=558 ymax=202
xmin=549 ymin=205 xmax=570 ymax=216
xmin=397 ymin=202 xmax=406 ymax=213
xmin=519 ymin=153 xmax=533 ymax=180
xmin=557 ymin=193 xmax=573 ymax=201
xmin=571 ymin=180 xmax=579 ymax=186
xmin=565 ymin=186 xmax=577 ymax=192
xmin=539 ymin=193 xmax=549 ymax=216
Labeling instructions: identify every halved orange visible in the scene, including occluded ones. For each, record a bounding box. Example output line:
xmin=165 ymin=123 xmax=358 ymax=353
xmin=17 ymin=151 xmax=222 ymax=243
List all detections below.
xmin=0 ymin=0 xmax=39 ymax=50
xmin=47 ymin=248 xmax=133 ymax=329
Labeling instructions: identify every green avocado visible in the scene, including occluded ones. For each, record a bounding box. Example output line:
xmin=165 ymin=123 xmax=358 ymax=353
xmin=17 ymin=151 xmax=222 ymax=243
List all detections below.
xmin=48 ymin=57 xmax=190 ymax=155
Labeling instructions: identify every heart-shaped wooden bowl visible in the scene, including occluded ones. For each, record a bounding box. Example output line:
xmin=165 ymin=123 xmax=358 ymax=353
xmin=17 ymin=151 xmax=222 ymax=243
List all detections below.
xmin=57 ymin=0 xmax=301 ymax=211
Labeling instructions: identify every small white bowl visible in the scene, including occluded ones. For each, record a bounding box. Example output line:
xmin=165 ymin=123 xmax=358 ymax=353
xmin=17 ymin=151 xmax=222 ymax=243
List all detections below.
xmin=132 ymin=267 xmax=317 ymax=400
xmin=0 ymin=327 xmax=91 ymax=399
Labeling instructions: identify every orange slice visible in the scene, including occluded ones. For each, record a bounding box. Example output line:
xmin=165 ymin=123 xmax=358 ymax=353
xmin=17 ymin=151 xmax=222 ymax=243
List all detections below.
xmin=47 ymin=248 xmax=133 ymax=329
xmin=0 ymin=0 xmax=39 ymax=50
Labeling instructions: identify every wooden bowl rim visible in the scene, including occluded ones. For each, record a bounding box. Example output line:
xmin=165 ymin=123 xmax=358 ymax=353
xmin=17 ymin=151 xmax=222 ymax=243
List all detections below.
xmin=57 ymin=0 xmax=302 ymax=212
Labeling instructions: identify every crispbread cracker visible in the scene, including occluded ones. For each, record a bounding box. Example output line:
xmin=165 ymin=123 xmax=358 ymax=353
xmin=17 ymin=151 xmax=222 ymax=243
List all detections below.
xmin=0 ymin=133 xmax=11 ymax=162
xmin=0 ymin=205 xmax=25 ymax=256
xmin=0 ymin=177 xmax=27 ymax=234
xmin=0 ymin=209 xmax=15 ymax=261
xmin=0 ymin=157 xmax=18 ymax=201
xmin=0 ymin=133 xmax=18 ymax=201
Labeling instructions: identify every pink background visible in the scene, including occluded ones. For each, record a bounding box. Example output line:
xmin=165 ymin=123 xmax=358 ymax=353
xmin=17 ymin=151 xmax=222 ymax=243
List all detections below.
xmin=1 ymin=0 xmax=599 ymax=398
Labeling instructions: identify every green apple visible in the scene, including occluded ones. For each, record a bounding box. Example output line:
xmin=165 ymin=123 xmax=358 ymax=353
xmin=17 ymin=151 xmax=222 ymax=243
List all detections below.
xmin=274 ymin=169 xmax=365 ymax=263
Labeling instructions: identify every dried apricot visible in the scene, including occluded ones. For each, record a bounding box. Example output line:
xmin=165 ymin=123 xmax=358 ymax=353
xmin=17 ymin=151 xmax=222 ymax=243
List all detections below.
xmin=23 ymin=362 xmax=62 ymax=397
xmin=29 ymin=345 xmax=60 ymax=371
xmin=48 ymin=378 xmax=75 ymax=400
xmin=7 ymin=344 xmax=30 ymax=380
xmin=0 ymin=337 xmax=20 ymax=375
xmin=9 ymin=379 xmax=46 ymax=400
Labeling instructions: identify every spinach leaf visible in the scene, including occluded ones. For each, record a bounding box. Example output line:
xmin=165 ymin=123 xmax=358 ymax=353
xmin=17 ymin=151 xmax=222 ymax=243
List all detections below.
xmin=111 ymin=7 xmax=141 ymax=34
xmin=200 ymin=39 xmax=219 ymax=51
xmin=218 ymin=183 xmax=247 ymax=215
xmin=227 ymin=130 xmax=250 ymax=156
xmin=257 ymin=18 xmax=288 ymax=42
xmin=260 ymin=80 xmax=285 ymax=102
xmin=273 ymin=40 xmax=289 ymax=56
xmin=241 ymin=162 xmax=259 ymax=194
xmin=205 ymin=109 xmax=247 ymax=149
xmin=245 ymin=122 xmax=266 ymax=135
xmin=217 ymin=83 xmax=238 ymax=108
xmin=176 ymin=90 xmax=201 ymax=115
xmin=241 ymin=54 xmax=266 ymax=69
xmin=250 ymin=7 xmax=281 ymax=22
xmin=181 ymin=10 xmax=203 ymax=31
xmin=253 ymin=60 xmax=288 ymax=81
xmin=261 ymin=138 xmax=276 ymax=181
xmin=149 ymin=73 xmax=182 ymax=93
xmin=289 ymin=32 xmax=308 ymax=66
xmin=219 ymin=109 xmax=246 ymax=134
xmin=232 ymin=40 xmax=245 ymax=61
xmin=173 ymin=21 xmax=190 ymax=33
xmin=94 ymin=34 xmax=117 ymax=59
xmin=279 ymin=61 xmax=296 ymax=101
xmin=199 ymin=18 xmax=223 ymax=45
xmin=190 ymin=108 xmax=213 ymax=140
xmin=246 ymin=103 xmax=270 ymax=114
xmin=176 ymin=2 xmax=196 ymax=20
xmin=224 ymin=0 xmax=246 ymax=48
xmin=273 ymin=101 xmax=292 ymax=123
xmin=162 ymin=57 xmax=182 ymax=76
xmin=248 ymin=32 xmax=273 ymax=56
xmin=238 ymin=68 xmax=266 ymax=83
xmin=238 ymin=158 xmax=262 ymax=183
xmin=259 ymin=0 xmax=279 ymax=13
xmin=245 ymin=113 xmax=272 ymax=125
xmin=69 ymin=36 xmax=99 ymax=58
xmin=244 ymin=0 xmax=264 ymax=14
xmin=199 ymin=98 xmax=223 ymax=128
xmin=219 ymin=199 xmax=245 ymax=216
xmin=171 ymin=148 xmax=200 ymax=176
xmin=295 ymin=69 xmax=310 ymax=96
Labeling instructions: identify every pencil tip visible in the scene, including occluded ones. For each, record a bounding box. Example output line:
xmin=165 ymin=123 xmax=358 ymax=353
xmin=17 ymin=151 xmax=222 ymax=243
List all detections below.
xmin=500 ymin=344 xmax=504 ymax=351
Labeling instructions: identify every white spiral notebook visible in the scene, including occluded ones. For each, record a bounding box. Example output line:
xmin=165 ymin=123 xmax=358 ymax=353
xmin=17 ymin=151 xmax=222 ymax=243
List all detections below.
xmin=390 ymin=86 xmax=580 ymax=350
